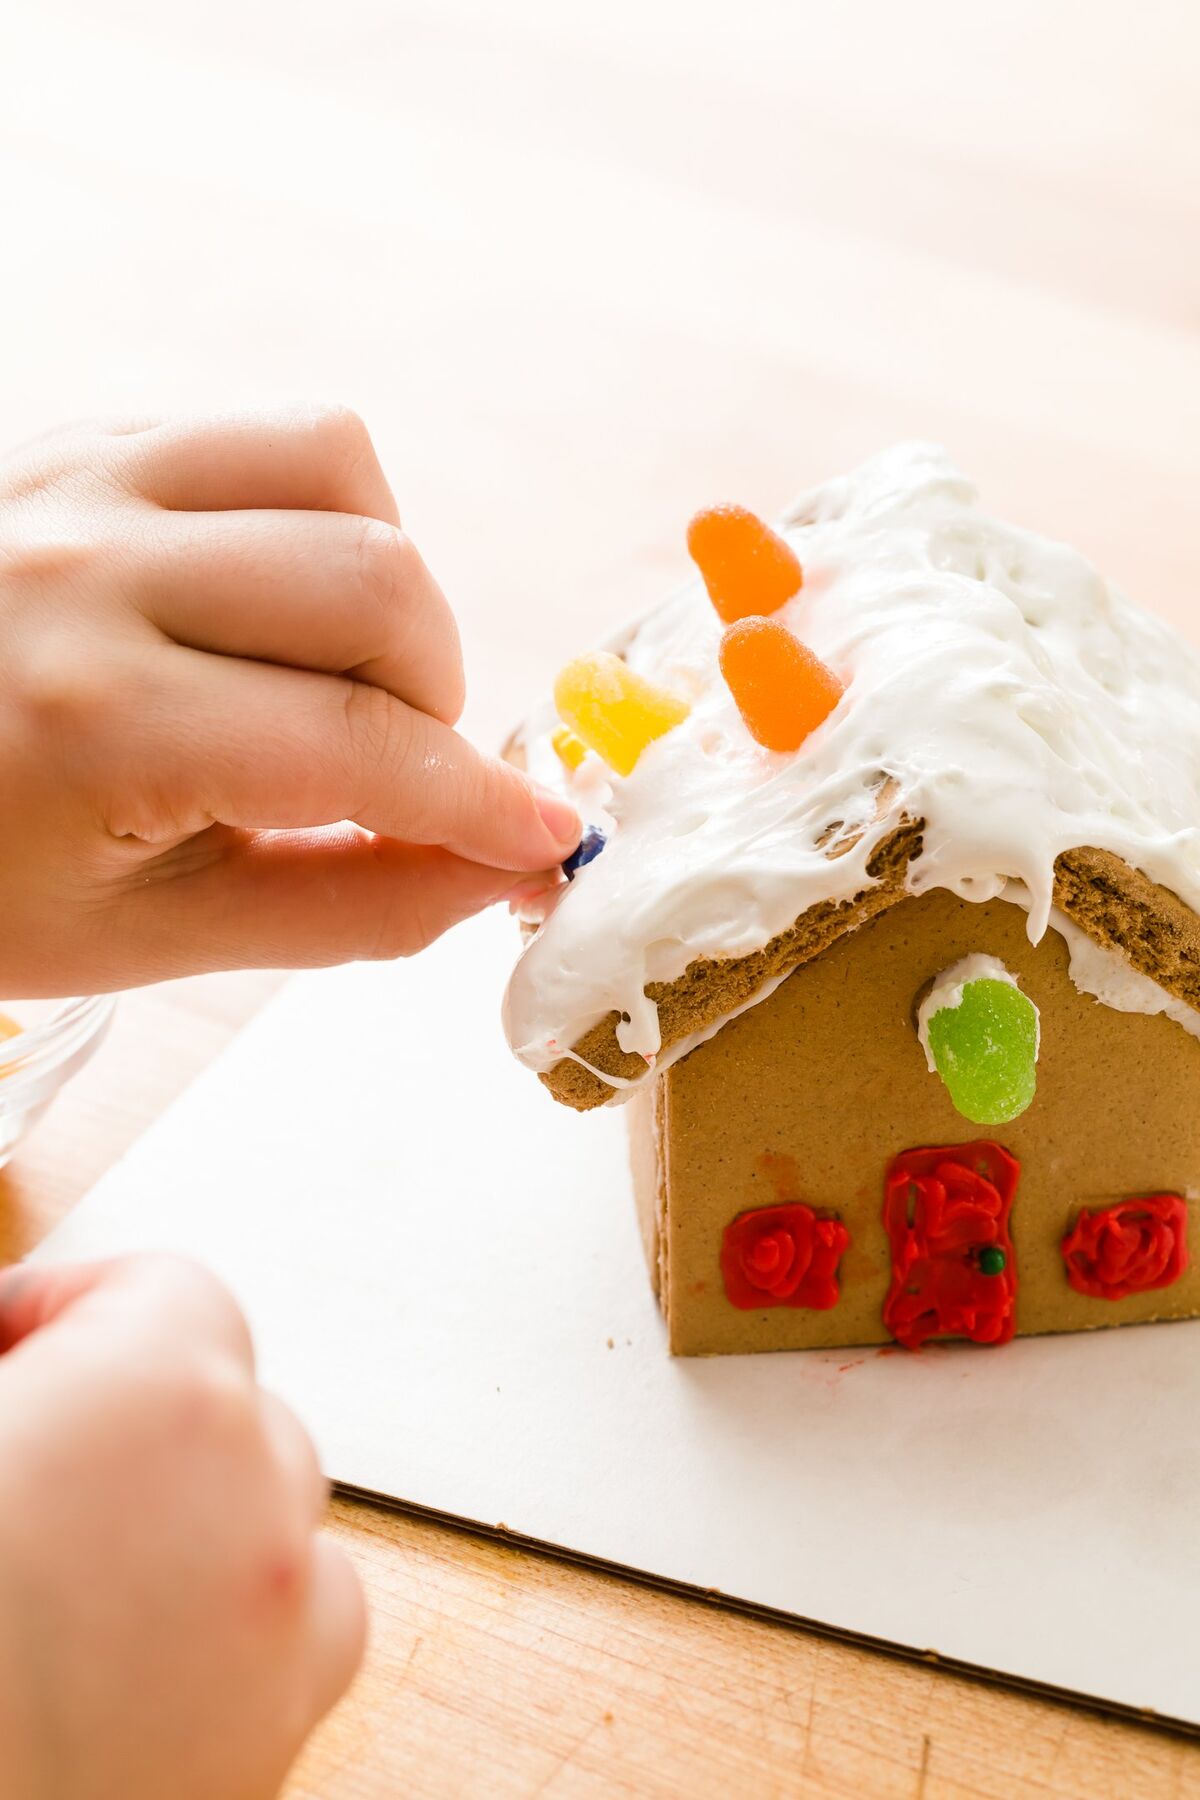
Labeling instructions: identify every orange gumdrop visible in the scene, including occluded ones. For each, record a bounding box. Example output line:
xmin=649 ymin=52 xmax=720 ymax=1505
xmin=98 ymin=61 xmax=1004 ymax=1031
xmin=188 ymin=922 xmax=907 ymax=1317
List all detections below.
xmin=687 ymin=504 xmax=803 ymax=624
xmin=719 ymin=617 xmax=843 ymax=752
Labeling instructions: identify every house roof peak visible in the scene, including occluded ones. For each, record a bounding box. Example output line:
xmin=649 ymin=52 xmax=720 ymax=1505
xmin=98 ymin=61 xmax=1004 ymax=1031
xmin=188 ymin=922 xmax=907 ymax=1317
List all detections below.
xmin=504 ymin=445 xmax=1200 ymax=1104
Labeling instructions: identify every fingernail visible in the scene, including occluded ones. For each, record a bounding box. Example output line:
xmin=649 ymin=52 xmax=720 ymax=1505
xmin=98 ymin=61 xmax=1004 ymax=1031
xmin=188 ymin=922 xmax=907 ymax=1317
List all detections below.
xmin=503 ymin=875 xmax=560 ymax=905
xmin=532 ymin=783 xmax=582 ymax=852
xmin=503 ymin=873 xmax=565 ymax=926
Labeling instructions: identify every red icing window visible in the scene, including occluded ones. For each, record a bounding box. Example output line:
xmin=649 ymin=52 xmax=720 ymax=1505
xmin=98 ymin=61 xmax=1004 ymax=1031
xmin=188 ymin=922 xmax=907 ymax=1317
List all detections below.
xmin=1061 ymin=1195 xmax=1188 ymax=1300
xmin=721 ymin=1203 xmax=850 ymax=1311
xmin=883 ymin=1142 xmax=1019 ymax=1351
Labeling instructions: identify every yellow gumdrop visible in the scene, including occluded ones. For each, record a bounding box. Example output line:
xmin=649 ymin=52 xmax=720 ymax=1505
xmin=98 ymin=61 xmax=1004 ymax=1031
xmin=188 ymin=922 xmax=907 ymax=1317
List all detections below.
xmin=551 ymin=725 xmax=587 ymax=772
xmin=554 ymin=651 xmax=690 ymax=777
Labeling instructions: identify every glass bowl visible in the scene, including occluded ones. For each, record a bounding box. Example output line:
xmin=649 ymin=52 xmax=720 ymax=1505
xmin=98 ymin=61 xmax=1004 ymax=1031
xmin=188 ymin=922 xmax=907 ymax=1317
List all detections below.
xmin=0 ymin=995 xmax=118 ymax=1170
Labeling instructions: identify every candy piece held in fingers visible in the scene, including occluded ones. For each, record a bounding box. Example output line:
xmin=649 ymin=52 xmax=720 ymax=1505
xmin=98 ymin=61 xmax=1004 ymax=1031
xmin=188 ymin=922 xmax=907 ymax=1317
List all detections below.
xmin=687 ymin=504 xmax=803 ymax=623
xmin=562 ymin=825 xmax=606 ymax=879
xmin=718 ymin=618 xmax=843 ymax=752
xmin=551 ymin=726 xmax=587 ymax=772
xmin=553 ymin=651 xmax=690 ymax=777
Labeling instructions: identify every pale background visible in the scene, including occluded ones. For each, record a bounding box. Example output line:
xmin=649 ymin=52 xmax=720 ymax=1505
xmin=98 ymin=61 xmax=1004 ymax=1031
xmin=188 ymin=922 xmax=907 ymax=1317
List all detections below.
xmin=5 ymin=0 xmax=1200 ymax=735
xmin=3 ymin=1 xmax=1200 ymax=1795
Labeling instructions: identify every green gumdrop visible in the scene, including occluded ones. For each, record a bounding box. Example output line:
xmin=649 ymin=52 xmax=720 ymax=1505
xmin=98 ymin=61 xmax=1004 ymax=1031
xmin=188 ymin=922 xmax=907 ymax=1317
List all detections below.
xmin=927 ymin=979 xmax=1038 ymax=1126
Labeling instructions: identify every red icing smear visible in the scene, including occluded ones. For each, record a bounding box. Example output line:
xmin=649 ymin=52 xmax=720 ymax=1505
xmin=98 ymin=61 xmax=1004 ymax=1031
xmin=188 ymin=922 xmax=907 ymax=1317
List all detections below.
xmin=882 ymin=1142 xmax=1019 ymax=1351
xmin=756 ymin=1150 xmax=804 ymax=1202
xmin=1061 ymin=1194 xmax=1188 ymax=1300
xmin=721 ymin=1204 xmax=850 ymax=1311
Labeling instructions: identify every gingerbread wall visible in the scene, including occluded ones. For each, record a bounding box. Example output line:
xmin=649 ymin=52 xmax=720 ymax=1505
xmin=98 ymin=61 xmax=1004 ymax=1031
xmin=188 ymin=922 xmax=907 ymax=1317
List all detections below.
xmin=628 ymin=889 xmax=1200 ymax=1355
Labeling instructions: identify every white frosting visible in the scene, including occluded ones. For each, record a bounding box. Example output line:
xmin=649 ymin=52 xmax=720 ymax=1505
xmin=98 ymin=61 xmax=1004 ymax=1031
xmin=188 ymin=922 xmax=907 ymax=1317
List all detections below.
xmin=503 ymin=444 xmax=1200 ymax=1098
xmin=915 ymin=955 xmax=1036 ymax=1073
xmin=1050 ymin=908 xmax=1200 ymax=1043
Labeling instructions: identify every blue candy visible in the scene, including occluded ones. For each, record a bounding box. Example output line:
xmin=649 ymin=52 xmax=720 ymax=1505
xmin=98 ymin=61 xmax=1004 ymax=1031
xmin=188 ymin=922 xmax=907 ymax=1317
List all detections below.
xmin=562 ymin=825 xmax=606 ymax=880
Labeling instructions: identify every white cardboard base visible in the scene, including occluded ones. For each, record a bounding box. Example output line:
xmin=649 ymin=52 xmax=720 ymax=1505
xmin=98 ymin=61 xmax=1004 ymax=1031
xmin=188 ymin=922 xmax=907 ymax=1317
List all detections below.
xmin=34 ymin=910 xmax=1200 ymax=1725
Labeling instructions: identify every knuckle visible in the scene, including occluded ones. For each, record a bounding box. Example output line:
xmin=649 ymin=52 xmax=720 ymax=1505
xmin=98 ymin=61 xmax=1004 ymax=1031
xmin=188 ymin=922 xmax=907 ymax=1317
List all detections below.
xmin=168 ymin=1249 xmax=241 ymax=1309
xmin=388 ymin=528 xmax=426 ymax=598
xmin=351 ymin=517 xmax=404 ymax=623
xmin=439 ymin=656 xmax=467 ymax=729
xmin=140 ymin=1252 xmax=254 ymax=1357
xmin=351 ymin=527 xmax=466 ymax=724
xmin=0 ymin=490 xmax=118 ymax=588
xmin=0 ymin=426 xmax=89 ymax=504
xmin=92 ymin=412 xmax=159 ymax=439
xmin=478 ymin=755 xmax=525 ymax=832
xmin=312 ymin=401 xmax=372 ymax=457
xmin=4 ymin=428 xmax=134 ymax=512
xmin=362 ymin=893 xmax=426 ymax=962
xmin=1 ymin=532 xmax=92 ymax=597
xmin=341 ymin=678 xmax=414 ymax=779
xmin=314 ymin=403 xmax=388 ymax=515
xmin=171 ymin=1351 xmax=257 ymax=1448
xmin=17 ymin=632 xmax=115 ymax=730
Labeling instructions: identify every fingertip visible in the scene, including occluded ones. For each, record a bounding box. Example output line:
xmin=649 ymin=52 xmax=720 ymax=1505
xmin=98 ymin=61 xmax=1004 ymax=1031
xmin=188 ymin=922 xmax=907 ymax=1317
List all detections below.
xmin=303 ymin=1533 xmax=368 ymax=1721
xmin=506 ymin=873 xmax=565 ymax=927
xmin=529 ymin=782 xmax=582 ymax=858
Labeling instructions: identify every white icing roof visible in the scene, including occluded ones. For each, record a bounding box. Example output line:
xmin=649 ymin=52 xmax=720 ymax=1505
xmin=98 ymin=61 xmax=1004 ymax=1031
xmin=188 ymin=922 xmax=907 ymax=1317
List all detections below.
xmin=503 ymin=443 xmax=1200 ymax=1095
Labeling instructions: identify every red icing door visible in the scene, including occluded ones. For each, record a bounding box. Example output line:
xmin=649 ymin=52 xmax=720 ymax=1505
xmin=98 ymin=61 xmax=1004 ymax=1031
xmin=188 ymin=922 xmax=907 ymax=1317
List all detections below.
xmin=882 ymin=1141 xmax=1019 ymax=1350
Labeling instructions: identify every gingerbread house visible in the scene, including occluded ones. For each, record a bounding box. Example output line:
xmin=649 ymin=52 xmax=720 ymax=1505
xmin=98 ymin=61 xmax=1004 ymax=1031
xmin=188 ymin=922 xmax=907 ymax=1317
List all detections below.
xmin=504 ymin=446 xmax=1200 ymax=1353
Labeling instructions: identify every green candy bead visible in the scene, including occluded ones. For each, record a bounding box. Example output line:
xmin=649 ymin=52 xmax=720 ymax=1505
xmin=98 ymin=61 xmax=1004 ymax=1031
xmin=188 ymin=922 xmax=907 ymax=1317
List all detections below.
xmin=978 ymin=1246 xmax=1007 ymax=1276
xmin=926 ymin=978 xmax=1038 ymax=1126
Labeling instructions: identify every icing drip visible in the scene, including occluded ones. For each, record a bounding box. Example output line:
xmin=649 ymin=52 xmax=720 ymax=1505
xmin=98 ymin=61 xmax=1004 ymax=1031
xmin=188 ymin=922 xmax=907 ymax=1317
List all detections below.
xmin=1050 ymin=909 xmax=1200 ymax=1043
xmin=504 ymin=444 xmax=1200 ymax=1097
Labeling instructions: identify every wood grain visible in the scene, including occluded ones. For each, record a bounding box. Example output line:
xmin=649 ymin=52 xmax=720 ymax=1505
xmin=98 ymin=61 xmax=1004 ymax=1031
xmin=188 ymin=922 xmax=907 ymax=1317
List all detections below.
xmin=2 ymin=0 xmax=1199 ymax=1791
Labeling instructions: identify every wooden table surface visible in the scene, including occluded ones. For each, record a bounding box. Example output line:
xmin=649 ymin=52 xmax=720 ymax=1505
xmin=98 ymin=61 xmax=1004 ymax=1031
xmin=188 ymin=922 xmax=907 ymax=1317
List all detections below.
xmin=3 ymin=0 xmax=1200 ymax=1792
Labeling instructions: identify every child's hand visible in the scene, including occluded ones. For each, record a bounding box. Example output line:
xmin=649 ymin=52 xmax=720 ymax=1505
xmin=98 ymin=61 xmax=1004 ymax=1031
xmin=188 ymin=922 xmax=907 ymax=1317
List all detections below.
xmin=0 ymin=1255 xmax=361 ymax=1800
xmin=0 ymin=408 xmax=580 ymax=993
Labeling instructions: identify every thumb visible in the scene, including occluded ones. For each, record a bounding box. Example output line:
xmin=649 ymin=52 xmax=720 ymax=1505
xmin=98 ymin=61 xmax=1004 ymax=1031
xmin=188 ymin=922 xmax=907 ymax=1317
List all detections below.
xmin=106 ymin=827 xmax=560 ymax=982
